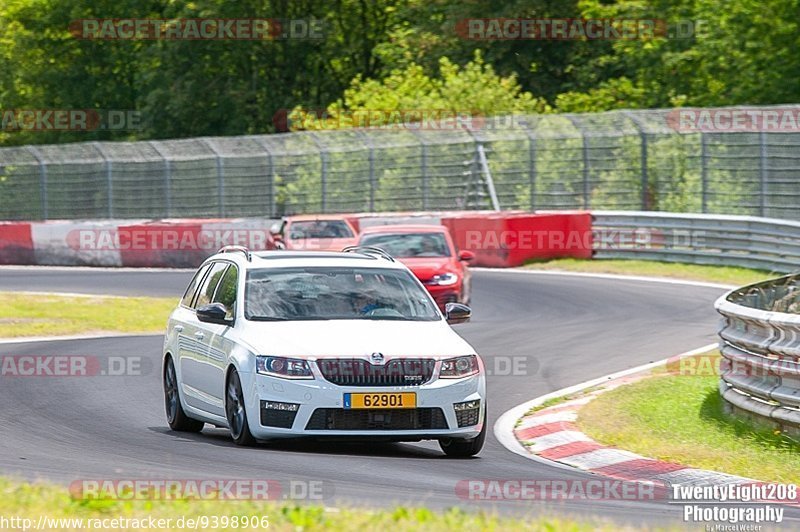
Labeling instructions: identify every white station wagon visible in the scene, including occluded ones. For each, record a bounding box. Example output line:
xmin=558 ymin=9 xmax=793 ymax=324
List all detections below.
xmin=162 ymin=246 xmax=487 ymax=457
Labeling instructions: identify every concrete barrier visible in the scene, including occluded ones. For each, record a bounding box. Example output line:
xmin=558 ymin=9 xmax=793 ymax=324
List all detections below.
xmin=35 ymin=220 xmax=129 ymax=266
xmin=442 ymin=211 xmax=593 ymax=267
xmin=0 ymin=222 xmax=34 ymax=265
xmin=0 ymin=211 xmax=592 ymax=268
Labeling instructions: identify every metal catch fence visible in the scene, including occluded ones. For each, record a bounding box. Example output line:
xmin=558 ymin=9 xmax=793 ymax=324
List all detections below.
xmin=2 ymin=105 xmax=800 ymax=221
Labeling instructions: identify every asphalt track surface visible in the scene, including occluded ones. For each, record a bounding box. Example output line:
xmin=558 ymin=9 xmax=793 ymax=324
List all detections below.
xmin=1 ymin=267 xmax=797 ymax=528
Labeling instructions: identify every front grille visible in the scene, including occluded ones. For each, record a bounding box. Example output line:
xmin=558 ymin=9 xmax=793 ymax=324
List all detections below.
xmin=305 ymin=408 xmax=448 ymax=430
xmin=316 ymin=358 xmax=436 ymax=387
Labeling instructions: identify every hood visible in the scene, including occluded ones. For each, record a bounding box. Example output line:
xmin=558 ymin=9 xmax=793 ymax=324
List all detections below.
xmin=238 ymin=319 xmax=474 ymax=360
xmin=396 ymin=257 xmax=453 ymax=281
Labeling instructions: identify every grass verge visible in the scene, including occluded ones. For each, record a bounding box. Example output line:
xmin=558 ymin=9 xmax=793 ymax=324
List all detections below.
xmin=523 ymin=258 xmax=774 ymax=286
xmin=0 ymin=477 xmax=622 ymax=531
xmin=0 ymin=292 xmax=176 ymax=337
xmin=576 ymin=354 xmax=800 ymax=484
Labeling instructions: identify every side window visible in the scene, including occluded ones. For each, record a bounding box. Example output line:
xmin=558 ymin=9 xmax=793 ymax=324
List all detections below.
xmin=181 ymin=263 xmax=211 ymax=308
xmin=212 ymin=265 xmax=238 ymax=320
xmin=195 ymin=262 xmax=228 ymax=309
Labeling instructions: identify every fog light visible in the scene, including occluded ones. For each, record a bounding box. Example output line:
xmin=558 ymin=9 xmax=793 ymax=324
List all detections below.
xmin=454 ymin=399 xmax=481 ymax=427
xmin=261 ymin=401 xmax=300 ymax=428
xmin=453 ymin=400 xmax=480 ymax=411
xmin=264 ymin=401 xmax=299 ymax=412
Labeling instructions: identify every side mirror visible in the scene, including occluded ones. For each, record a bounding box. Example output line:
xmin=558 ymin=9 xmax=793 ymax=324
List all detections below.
xmin=445 ymin=302 xmax=471 ymax=324
xmin=197 ymin=303 xmax=232 ymax=325
xmin=458 ymin=250 xmax=475 ymax=262
xmin=269 ymin=222 xmax=282 ymax=236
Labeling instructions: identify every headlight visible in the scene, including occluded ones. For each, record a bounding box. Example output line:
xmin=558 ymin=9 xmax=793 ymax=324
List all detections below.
xmin=440 ymin=355 xmax=480 ymax=378
xmin=256 ymin=356 xmax=313 ymax=379
xmin=427 ymin=272 xmax=458 ymax=286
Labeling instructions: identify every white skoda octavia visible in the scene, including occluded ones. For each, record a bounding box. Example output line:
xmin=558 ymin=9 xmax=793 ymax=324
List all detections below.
xmin=162 ymin=246 xmax=487 ymax=457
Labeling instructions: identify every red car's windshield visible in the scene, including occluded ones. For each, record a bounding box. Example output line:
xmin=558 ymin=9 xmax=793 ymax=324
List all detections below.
xmin=289 ymin=220 xmax=354 ymax=239
xmin=360 ymin=233 xmax=451 ymax=258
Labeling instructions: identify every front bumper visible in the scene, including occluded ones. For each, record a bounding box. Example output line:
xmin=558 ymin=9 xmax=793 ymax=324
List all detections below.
xmin=240 ymin=370 xmax=485 ymax=441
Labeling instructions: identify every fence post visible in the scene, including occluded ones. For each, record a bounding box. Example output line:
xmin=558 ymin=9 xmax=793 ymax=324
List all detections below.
xmin=308 ymin=133 xmax=328 ymax=213
xmin=356 ymin=131 xmax=376 ymax=211
xmin=92 ymin=142 xmax=113 ymax=218
xmin=200 ymin=139 xmax=225 ymax=217
xmin=408 ymin=130 xmax=429 ymax=210
xmin=520 ymin=118 xmax=537 ymax=211
xmin=148 ymin=141 xmax=172 ymax=217
xmin=477 ymin=143 xmax=501 ymax=211
xmin=759 ymin=131 xmax=768 ymax=217
xmin=625 ymin=112 xmax=649 ymax=210
xmin=253 ymin=137 xmax=275 ymax=217
xmin=26 ymin=146 xmax=48 ymax=220
xmin=566 ymin=116 xmax=590 ymax=209
xmin=700 ymin=132 xmax=708 ymax=213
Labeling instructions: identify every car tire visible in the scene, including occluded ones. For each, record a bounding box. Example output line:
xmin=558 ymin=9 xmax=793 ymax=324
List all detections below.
xmin=225 ymin=369 xmax=257 ymax=446
xmin=164 ymin=356 xmax=205 ymax=433
xmin=439 ymin=409 xmax=487 ymax=458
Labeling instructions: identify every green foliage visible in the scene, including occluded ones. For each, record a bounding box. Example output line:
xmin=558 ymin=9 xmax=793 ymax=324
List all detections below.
xmin=1 ymin=0 xmax=798 ymax=144
xmin=292 ymin=51 xmax=549 ymax=132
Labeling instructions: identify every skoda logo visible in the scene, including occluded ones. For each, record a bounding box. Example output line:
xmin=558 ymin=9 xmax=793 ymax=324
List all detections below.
xmin=370 ymin=352 xmax=385 ymax=365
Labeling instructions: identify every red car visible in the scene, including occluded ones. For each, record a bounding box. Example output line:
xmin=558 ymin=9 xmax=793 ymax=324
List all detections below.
xmin=270 ymin=215 xmax=359 ymax=251
xmin=357 ymin=224 xmax=474 ymax=310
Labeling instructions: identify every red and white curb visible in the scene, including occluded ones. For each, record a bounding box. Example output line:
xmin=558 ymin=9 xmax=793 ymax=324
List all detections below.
xmin=514 ymin=382 xmax=756 ymax=487
xmin=494 ymin=343 xmax=780 ymax=489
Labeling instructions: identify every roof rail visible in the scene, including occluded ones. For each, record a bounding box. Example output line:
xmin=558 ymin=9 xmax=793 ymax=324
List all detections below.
xmin=342 ymin=245 xmax=395 ymax=262
xmin=218 ymin=245 xmax=252 ymax=262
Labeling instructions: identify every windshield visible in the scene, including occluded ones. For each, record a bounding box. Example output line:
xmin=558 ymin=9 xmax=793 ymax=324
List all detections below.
xmin=359 ymin=232 xmax=451 ymax=258
xmin=245 ymin=267 xmax=440 ymax=321
xmin=289 ymin=220 xmax=354 ymax=239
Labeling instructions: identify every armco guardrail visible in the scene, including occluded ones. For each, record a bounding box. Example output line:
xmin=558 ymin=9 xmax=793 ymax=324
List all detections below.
xmin=593 ymin=211 xmax=800 ymax=273
xmin=716 ymin=276 xmax=800 ymax=435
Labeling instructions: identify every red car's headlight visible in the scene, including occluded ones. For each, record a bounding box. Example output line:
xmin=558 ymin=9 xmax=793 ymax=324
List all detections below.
xmin=426 ymin=272 xmax=458 ymax=286
xmin=440 ymin=355 xmax=480 ymax=378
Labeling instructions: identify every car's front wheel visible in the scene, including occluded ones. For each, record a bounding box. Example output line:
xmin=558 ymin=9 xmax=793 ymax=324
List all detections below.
xmin=439 ymin=410 xmax=487 ymax=458
xmin=164 ymin=356 xmax=204 ymax=433
xmin=225 ymin=369 xmax=257 ymax=446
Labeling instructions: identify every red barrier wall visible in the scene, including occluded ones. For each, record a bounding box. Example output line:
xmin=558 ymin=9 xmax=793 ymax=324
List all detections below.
xmin=117 ymin=221 xmax=209 ymax=268
xmin=0 ymin=223 xmax=35 ymax=265
xmin=442 ymin=212 xmax=592 ymax=267
xmin=0 ymin=211 xmax=592 ymax=267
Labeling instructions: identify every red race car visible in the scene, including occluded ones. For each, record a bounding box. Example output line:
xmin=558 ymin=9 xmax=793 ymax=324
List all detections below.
xmin=270 ymin=215 xmax=359 ymax=251
xmin=357 ymin=224 xmax=474 ymax=310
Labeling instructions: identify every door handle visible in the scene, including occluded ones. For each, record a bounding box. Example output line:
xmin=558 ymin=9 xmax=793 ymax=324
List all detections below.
xmin=194 ymin=331 xmax=205 ymax=340
xmin=174 ymin=325 xmax=184 ymax=333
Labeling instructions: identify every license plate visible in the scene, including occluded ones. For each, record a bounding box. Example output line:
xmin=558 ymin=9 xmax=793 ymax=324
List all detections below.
xmin=344 ymin=392 xmax=416 ymax=409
